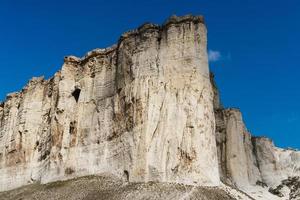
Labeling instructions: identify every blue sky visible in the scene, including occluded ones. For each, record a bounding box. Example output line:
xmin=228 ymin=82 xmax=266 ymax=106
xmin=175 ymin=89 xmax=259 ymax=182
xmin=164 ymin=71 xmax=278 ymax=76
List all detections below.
xmin=0 ymin=0 xmax=299 ymax=149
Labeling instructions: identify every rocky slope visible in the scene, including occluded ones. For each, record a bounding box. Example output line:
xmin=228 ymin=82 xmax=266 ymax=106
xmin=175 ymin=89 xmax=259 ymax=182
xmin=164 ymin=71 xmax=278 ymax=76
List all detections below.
xmin=0 ymin=15 xmax=299 ymax=199
xmin=0 ymin=174 xmax=239 ymax=200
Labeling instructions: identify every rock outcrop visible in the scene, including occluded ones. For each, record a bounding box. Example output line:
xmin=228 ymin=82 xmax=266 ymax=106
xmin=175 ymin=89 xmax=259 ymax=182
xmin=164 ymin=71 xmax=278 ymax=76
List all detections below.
xmin=213 ymin=75 xmax=300 ymax=199
xmin=0 ymin=15 xmax=299 ymax=200
xmin=215 ymin=108 xmax=262 ymax=188
xmin=0 ymin=15 xmax=219 ymax=192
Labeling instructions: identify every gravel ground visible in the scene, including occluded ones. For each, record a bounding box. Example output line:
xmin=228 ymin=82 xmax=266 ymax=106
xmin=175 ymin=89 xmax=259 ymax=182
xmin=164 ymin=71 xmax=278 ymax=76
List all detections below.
xmin=0 ymin=174 xmax=236 ymax=200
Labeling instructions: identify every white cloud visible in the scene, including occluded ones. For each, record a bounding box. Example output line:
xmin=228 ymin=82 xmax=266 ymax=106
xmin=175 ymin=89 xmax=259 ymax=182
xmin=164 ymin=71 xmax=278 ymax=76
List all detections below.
xmin=208 ymin=50 xmax=221 ymax=62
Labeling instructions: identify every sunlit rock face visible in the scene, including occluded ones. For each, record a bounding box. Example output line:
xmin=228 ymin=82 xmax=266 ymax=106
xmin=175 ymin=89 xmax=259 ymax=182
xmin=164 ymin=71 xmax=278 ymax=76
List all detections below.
xmin=213 ymin=74 xmax=300 ymax=199
xmin=253 ymin=137 xmax=300 ymax=187
xmin=215 ymin=108 xmax=262 ymax=188
xmin=0 ymin=15 xmax=220 ymax=192
xmin=215 ymin=106 xmax=300 ymax=190
xmin=0 ymin=14 xmax=299 ymax=200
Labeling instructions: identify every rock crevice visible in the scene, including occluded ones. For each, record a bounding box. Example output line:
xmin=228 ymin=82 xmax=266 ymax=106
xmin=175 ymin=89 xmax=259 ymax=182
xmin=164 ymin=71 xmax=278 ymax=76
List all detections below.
xmin=0 ymin=15 xmax=219 ymax=192
xmin=0 ymin=15 xmax=299 ymax=200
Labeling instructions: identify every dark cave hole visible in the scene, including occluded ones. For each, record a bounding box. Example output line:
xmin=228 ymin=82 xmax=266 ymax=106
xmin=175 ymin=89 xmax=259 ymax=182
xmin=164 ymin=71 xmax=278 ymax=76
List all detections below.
xmin=72 ymin=88 xmax=81 ymax=103
xmin=124 ymin=170 xmax=129 ymax=181
xmin=69 ymin=121 xmax=77 ymax=135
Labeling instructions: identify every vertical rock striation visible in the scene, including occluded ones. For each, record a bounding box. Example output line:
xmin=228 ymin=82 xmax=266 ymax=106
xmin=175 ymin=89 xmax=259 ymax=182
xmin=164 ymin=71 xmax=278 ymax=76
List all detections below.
xmin=214 ymin=104 xmax=300 ymax=191
xmin=0 ymin=15 xmax=299 ymax=200
xmin=0 ymin=15 xmax=220 ymax=191
xmin=215 ymin=108 xmax=262 ymax=188
xmin=212 ymin=73 xmax=300 ymax=198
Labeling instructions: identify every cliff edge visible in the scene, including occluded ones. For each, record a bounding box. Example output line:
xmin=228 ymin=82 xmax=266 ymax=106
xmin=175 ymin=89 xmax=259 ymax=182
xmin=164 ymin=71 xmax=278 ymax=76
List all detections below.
xmin=0 ymin=15 xmax=219 ymax=191
xmin=0 ymin=15 xmax=299 ymax=200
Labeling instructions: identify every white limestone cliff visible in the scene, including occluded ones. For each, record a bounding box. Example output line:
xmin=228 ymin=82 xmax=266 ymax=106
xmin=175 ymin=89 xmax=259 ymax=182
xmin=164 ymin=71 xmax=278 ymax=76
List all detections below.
xmin=0 ymin=15 xmax=219 ymax=192
xmin=212 ymin=74 xmax=300 ymax=199
xmin=0 ymin=15 xmax=299 ymax=200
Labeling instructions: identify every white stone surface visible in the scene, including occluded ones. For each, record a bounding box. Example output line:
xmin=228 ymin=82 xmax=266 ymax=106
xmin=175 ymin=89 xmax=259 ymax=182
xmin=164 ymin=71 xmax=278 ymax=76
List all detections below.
xmin=0 ymin=15 xmax=299 ymax=200
xmin=0 ymin=15 xmax=220 ymax=192
xmin=215 ymin=106 xmax=300 ymax=199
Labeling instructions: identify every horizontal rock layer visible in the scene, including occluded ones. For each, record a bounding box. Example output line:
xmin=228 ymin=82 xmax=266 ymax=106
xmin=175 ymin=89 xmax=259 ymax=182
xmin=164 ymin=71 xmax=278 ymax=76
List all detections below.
xmin=0 ymin=15 xmax=219 ymax=191
xmin=212 ymin=76 xmax=300 ymax=199
xmin=0 ymin=15 xmax=299 ymax=200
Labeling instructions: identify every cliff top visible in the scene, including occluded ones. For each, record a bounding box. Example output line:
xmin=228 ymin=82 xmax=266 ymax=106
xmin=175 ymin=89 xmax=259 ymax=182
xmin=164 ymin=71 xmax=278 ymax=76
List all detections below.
xmin=1 ymin=15 xmax=205 ymax=105
xmin=64 ymin=15 xmax=205 ymax=65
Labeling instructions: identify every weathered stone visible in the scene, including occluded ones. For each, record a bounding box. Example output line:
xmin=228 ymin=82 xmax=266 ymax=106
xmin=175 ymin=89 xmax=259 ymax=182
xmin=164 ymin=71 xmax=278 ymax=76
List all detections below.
xmin=215 ymin=108 xmax=261 ymax=188
xmin=0 ymin=15 xmax=219 ymax=192
xmin=214 ymin=105 xmax=300 ymax=199
xmin=0 ymin=15 xmax=299 ymax=200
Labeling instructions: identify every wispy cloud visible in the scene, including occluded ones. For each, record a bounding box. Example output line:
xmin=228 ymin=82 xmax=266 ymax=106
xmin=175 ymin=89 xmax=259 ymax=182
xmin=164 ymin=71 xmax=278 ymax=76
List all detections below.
xmin=208 ymin=50 xmax=221 ymax=62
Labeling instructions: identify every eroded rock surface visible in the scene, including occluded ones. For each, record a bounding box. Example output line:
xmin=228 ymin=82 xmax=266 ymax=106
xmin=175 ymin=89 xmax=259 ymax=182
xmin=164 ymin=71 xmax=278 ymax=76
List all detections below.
xmin=0 ymin=15 xmax=219 ymax=192
xmin=269 ymin=176 xmax=300 ymax=200
xmin=213 ymin=82 xmax=300 ymax=199
xmin=0 ymin=15 xmax=299 ymax=200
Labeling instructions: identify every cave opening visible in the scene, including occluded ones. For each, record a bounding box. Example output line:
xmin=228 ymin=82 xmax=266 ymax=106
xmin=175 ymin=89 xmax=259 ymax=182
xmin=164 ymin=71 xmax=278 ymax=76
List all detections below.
xmin=124 ymin=170 xmax=129 ymax=181
xmin=69 ymin=121 xmax=77 ymax=135
xmin=72 ymin=88 xmax=81 ymax=103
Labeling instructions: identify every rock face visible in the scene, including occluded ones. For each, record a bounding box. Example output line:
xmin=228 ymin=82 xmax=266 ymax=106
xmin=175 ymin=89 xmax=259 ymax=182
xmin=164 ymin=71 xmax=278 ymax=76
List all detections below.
xmin=0 ymin=15 xmax=299 ymax=200
xmin=215 ymin=108 xmax=262 ymax=188
xmin=213 ymin=75 xmax=300 ymax=199
xmin=214 ymin=107 xmax=300 ymax=189
xmin=0 ymin=15 xmax=219 ymax=192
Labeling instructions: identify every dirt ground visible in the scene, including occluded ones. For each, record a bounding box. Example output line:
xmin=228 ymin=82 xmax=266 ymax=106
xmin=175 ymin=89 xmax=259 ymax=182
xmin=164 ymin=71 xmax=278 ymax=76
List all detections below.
xmin=0 ymin=174 xmax=236 ymax=200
